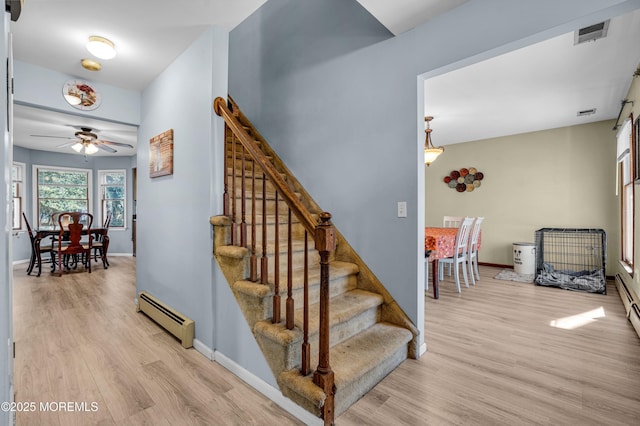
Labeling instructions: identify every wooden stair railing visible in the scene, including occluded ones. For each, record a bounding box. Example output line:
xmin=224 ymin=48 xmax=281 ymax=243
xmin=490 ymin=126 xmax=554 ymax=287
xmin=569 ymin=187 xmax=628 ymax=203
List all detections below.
xmin=214 ymin=97 xmax=336 ymax=424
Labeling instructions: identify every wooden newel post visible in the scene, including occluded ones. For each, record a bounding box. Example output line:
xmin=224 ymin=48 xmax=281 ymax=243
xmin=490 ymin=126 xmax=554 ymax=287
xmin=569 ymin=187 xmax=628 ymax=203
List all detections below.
xmin=313 ymin=212 xmax=336 ymax=425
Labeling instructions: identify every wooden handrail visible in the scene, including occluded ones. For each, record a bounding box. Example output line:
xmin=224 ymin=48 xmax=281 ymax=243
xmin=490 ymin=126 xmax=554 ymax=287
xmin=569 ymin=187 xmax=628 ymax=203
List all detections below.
xmin=214 ymin=96 xmax=336 ymax=425
xmin=214 ymin=98 xmax=317 ymax=236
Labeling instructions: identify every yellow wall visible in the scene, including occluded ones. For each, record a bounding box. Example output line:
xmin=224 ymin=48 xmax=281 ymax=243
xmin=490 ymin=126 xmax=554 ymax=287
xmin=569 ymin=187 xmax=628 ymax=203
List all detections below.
xmin=425 ymin=120 xmax=618 ymax=274
xmin=616 ymin=73 xmax=640 ymax=297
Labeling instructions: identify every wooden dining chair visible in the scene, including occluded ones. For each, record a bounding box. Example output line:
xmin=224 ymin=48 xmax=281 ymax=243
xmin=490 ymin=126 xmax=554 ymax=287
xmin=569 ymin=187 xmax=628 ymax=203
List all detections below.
xmin=92 ymin=211 xmax=112 ymax=268
xmin=438 ymin=217 xmax=474 ymax=293
xmin=467 ymin=217 xmax=484 ymax=285
xmin=51 ymin=212 xmax=93 ymax=276
xmin=23 ymin=212 xmax=53 ymax=277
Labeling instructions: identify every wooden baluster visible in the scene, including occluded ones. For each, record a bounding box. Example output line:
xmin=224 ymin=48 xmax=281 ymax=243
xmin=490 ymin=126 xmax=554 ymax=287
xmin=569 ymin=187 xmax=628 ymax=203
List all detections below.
xmin=261 ymin=173 xmax=268 ymax=284
xmin=240 ymin=144 xmax=247 ymax=247
xmin=301 ymin=231 xmax=310 ymax=375
xmin=230 ymin=134 xmax=237 ymax=245
xmin=249 ymin=160 xmax=257 ymax=282
xmin=313 ymin=212 xmax=336 ymax=425
xmin=223 ymin=124 xmax=230 ymax=216
xmin=286 ymin=208 xmax=294 ymax=330
xmin=272 ymin=191 xmax=281 ymax=323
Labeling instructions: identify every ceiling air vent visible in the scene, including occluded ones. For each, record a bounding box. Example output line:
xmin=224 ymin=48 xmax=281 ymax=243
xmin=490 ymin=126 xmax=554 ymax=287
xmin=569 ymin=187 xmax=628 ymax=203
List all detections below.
xmin=577 ymin=108 xmax=597 ymax=117
xmin=574 ymin=20 xmax=609 ymax=45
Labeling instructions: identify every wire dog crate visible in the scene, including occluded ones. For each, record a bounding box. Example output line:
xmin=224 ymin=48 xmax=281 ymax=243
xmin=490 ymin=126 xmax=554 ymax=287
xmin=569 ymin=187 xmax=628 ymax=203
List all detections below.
xmin=534 ymin=228 xmax=606 ymax=294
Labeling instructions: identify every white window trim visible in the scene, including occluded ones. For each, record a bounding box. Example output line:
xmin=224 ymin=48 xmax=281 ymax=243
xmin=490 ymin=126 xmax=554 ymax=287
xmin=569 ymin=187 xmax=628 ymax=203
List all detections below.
xmin=32 ymin=164 xmax=93 ymax=227
xmin=98 ymin=169 xmax=127 ymax=229
xmin=12 ymin=161 xmax=26 ymax=231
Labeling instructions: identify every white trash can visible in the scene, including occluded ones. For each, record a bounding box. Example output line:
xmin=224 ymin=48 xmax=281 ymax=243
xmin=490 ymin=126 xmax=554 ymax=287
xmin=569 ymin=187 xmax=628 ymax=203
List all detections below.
xmin=513 ymin=242 xmax=536 ymax=275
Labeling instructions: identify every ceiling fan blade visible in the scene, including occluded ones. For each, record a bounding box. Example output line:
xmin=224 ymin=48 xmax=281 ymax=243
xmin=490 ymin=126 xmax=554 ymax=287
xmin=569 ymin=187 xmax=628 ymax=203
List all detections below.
xmin=99 ymin=140 xmax=134 ymax=149
xmin=31 ymin=134 xmax=75 ymax=140
xmin=96 ymin=143 xmax=117 ymax=153
xmin=56 ymin=141 xmax=77 ymax=148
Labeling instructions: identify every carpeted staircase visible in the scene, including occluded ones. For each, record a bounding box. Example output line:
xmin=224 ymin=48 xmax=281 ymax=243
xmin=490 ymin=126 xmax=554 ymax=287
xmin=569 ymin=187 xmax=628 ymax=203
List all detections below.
xmin=211 ymin=98 xmax=418 ymax=423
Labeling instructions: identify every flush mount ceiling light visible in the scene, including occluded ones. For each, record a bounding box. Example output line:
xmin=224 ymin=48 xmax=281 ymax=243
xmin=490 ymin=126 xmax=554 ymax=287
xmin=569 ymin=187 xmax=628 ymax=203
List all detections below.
xmin=86 ymin=35 xmax=116 ymax=59
xmin=424 ymin=116 xmax=444 ymax=166
xmin=81 ymin=58 xmax=102 ymax=71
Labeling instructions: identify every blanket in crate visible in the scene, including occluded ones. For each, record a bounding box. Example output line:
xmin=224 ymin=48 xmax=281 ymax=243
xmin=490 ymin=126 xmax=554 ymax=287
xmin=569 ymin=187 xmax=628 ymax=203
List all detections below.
xmin=535 ymin=262 xmax=605 ymax=294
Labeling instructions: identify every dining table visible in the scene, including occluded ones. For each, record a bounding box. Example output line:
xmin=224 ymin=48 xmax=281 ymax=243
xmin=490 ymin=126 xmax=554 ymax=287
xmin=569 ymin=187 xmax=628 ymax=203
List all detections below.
xmin=425 ymin=227 xmax=458 ymax=299
xmin=29 ymin=227 xmax=109 ymax=276
xmin=425 ymin=226 xmax=481 ymax=299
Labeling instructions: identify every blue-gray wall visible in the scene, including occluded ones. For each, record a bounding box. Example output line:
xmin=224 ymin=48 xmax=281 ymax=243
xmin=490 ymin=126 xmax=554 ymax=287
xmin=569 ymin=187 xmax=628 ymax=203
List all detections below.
xmin=12 ymin=145 xmax=135 ymax=262
xmin=137 ymin=26 xmax=238 ymax=361
xmin=229 ymin=0 xmax=640 ymax=349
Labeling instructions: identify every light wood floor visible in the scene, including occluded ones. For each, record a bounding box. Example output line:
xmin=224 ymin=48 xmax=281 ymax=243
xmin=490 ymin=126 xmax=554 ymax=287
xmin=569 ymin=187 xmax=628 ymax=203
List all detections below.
xmin=338 ymin=266 xmax=640 ymax=425
xmin=13 ymin=260 xmax=640 ymax=425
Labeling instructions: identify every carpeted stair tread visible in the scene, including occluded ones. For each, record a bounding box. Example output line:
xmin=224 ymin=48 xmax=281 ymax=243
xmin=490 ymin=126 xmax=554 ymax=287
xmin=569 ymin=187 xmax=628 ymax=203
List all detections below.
xmin=234 ymin=261 xmax=358 ymax=298
xmin=278 ymin=322 xmax=412 ymax=415
xmin=295 ymin=289 xmax=383 ymax=335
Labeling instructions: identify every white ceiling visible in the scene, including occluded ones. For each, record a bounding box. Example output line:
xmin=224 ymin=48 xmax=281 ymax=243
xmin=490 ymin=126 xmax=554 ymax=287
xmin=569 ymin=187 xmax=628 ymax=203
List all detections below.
xmin=9 ymin=1 xmax=640 ymax=156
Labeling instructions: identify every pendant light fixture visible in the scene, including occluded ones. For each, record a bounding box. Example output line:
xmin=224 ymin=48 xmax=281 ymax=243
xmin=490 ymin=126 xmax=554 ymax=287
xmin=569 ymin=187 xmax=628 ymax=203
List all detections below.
xmin=424 ymin=116 xmax=444 ymax=166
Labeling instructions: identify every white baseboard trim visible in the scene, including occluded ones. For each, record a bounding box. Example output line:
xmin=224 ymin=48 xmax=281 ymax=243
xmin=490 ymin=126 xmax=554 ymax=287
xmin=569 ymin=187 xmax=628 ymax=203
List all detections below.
xmin=214 ymin=351 xmax=322 ymax=426
xmin=193 ymin=339 xmax=213 ymax=360
xmin=108 ymin=253 xmax=134 ymax=257
xmin=12 ymin=259 xmax=29 ymax=266
xmin=419 ymin=342 xmax=427 ymax=356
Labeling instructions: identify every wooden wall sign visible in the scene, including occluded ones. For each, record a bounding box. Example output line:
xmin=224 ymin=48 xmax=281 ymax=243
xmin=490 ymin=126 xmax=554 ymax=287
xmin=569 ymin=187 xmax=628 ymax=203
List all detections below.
xmin=150 ymin=129 xmax=174 ymax=178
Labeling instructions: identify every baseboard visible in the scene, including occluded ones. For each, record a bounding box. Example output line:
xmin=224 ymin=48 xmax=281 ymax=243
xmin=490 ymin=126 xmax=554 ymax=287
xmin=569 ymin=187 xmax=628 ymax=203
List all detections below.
xmin=419 ymin=342 xmax=427 ymax=356
xmin=479 ymin=262 xmax=512 ymax=269
xmin=108 ymin=253 xmax=134 ymax=257
xmin=12 ymin=259 xmax=29 ymax=266
xmin=193 ymin=339 xmax=213 ymax=360
xmin=214 ymin=351 xmax=322 ymax=426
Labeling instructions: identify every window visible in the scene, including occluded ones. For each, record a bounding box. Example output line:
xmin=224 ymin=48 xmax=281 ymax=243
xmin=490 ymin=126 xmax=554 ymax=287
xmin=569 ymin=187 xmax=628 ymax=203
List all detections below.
xmin=12 ymin=162 xmax=25 ymax=230
xmin=34 ymin=166 xmax=91 ymax=228
xmin=618 ymin=118 xmax=634 ymax=270
xmin=99 ymin=170 xmax=126 ymax=228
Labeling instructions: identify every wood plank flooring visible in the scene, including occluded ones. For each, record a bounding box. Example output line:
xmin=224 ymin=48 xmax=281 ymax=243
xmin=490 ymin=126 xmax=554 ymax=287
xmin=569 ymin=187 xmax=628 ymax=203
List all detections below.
xmin=12 ymin=258 xmax=302 ymax=426
xmin=338 ymin=266 xmax=640 ymax=425
xmin=13 ymin=260 xmax=640 ymax=425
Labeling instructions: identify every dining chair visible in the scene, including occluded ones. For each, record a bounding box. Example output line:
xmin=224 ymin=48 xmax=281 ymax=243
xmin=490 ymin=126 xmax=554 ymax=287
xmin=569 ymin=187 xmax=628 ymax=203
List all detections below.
xmin=438 ymin=217 xmax=474 ymax=293
xmin=23 ymin=212 xmax=53 ymax=277
xmin=92 ymin=211 xmax=112 ymax=268
xmin=443 ymin=215 xmax=463 ymax=228
xmin=442 ymin=216 xmax=464 ymax=276
xmin=51 ymin=211 xmax=93 ymax=276
xmin=467 ymin=216 xmax=484 ymax=285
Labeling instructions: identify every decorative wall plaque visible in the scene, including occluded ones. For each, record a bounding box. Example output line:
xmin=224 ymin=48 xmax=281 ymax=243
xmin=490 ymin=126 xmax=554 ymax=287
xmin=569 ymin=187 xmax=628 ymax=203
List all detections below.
xmin=62 ymin=79 xmax=101 ymax=110
xmin=150 ymin=129 xmax=174 ymax=178
xmin=443 ymin=167 xmax=484 ymax=192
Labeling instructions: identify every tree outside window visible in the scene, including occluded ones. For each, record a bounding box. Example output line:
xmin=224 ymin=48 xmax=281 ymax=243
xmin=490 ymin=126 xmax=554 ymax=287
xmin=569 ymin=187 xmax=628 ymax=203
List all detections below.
xmin=99 ymin=170 xmax=126 ymax=228
xmin=35 ymin=166 xmax=91 ymax=228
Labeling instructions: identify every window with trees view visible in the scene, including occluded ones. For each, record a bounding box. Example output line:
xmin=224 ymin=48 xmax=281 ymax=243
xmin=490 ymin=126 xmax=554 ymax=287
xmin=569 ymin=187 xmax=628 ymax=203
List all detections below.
xmin=35 ymin=166 xmax=91 ymax=228
xmin=12 ymin=162 xmax=25 ymax=230
xmin=99 ymin=170 xmax=126 ymax=228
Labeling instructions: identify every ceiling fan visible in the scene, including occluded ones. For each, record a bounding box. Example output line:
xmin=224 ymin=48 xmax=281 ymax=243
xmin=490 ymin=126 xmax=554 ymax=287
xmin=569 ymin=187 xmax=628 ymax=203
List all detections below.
xmin=31 ymin=127 xmax=134 ymax=154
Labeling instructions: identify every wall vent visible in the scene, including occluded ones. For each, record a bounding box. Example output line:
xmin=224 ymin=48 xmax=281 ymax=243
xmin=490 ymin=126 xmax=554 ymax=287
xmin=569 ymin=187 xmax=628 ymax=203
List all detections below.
xmin=574 ymin=20 xmax=609 ymax=45
xmin=577 ymin=108 xmax=597 ymax=117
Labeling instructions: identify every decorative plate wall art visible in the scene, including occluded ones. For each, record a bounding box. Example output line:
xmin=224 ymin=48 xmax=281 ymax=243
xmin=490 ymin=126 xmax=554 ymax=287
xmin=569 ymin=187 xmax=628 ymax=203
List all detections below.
xmin=62 ymin=79 xmax=101 ymax=110
xmin=443 ymin=167 xmax=484 ymax=192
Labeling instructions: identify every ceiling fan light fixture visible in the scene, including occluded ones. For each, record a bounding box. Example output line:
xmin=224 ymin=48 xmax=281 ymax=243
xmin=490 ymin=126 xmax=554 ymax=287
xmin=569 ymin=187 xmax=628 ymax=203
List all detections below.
xmin=71 ymin=142 xmax=84 ymax=152
xmin=84 ymin=143 xmax=99 ymax=155
xmin=86 ymin=35 xmax=116 ymax=60
xmin=81 ymin=58 xmax=102 ymax=71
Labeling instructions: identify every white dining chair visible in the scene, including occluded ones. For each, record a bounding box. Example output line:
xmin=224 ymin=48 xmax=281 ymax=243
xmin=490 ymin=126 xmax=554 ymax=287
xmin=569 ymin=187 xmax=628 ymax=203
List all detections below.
xmin=438 ymin=217 xmax=474 ymax=293
xmin=443 ymin=215 xmax=463 ymax=228
xmin=467 ymin=216 xmax=484 ymax=285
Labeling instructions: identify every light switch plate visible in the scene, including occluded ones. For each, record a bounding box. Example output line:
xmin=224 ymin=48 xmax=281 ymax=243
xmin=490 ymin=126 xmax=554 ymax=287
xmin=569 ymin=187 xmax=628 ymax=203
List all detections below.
xmin=397 ymin=201 xmax=407 ymax=218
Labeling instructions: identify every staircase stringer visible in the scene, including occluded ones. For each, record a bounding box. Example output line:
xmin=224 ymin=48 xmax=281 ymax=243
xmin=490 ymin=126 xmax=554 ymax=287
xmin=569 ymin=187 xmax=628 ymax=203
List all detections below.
xmin=228 ymin=97 xmax=420 ymax=358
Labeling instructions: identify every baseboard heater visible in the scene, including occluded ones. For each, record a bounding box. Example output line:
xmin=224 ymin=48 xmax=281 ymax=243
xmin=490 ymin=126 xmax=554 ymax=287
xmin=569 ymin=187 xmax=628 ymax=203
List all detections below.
xmin=137 ymin=291 xmax=194 ymax=348
xmin=615 ymin=274 xmax=640 ymax=339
